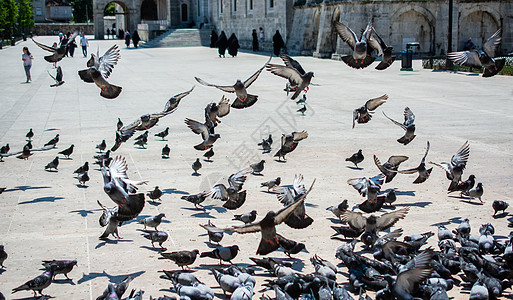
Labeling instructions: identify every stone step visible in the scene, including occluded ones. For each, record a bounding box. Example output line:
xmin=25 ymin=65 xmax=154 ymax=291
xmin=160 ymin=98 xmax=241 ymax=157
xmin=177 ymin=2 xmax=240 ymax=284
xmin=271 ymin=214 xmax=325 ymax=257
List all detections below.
xmin=143 ymin=28 xmax=211 ymax=48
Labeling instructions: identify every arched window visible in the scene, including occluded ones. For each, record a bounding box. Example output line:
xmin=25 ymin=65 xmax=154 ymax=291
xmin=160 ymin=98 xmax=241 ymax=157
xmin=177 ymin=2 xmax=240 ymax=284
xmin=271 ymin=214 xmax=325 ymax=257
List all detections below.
xmin=181 ymin=3 xmax=188 ymax=22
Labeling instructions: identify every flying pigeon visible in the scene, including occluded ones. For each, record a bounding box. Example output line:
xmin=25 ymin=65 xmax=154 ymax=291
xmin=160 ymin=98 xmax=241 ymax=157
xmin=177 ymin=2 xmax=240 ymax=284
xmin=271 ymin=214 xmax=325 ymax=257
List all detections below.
xmin=32 ymin=31 xmax=79 ymax=63
xmin=48 ymin=66 xmax=65 ymax=87
xmin=163 ymin=86 xmax=195 ymax=112
xmin=334 ymin=19 xmax=376 ymax=69
xmin=266 ymin=57 xmax=314 ymax=100
xmin=274 ymin=130 xmax=308 ymax=161
xmin=78 ymin=44 xmax=122 ymax=99
xmin=429 ymin=140 xmax=470 ymax=191
xmin=205 ymin=96 xmax=231 ymax=125
xmin=383 ymin=107 xmax=416 ymax=145
xmin=368 ymin=29 xmax=396 ymax=70
xmin=447 ymin=28 xmax=505 ymax=77
xmin=204 ymin=168 xmax=251 ymax=210
xmin=275 ymin=174 xmax=314 ymax=229
xmin=393 ymin=141 xmax=432 ymax=184
xmin=352 ymin=94 xmax=387 ymax=128
xmin=184 ymin=118 xmax=220 ymax=151
xmin=373 ymin=155 xmax=409 ymax=183
xmin=195 ymin=56 xmax=271 ymax=109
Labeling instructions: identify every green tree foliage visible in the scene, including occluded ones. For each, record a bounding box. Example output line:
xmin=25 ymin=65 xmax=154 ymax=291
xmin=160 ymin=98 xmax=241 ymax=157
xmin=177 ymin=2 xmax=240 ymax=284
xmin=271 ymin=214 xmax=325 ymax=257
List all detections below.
xmin=18 ymin=0 xmax=34 ymax=32
xmin=69 ymin=0 xmax=93 ymax=23
xmin=104 ymin=2 xmax=116 ymax=16
xmin=1 ymin=0 xmax=18 ymax=37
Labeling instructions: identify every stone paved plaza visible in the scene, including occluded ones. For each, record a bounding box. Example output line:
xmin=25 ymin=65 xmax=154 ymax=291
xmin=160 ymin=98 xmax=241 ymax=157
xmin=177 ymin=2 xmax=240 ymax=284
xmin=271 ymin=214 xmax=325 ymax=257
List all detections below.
xmin=0 ymin=36 xmax=512 ymax=299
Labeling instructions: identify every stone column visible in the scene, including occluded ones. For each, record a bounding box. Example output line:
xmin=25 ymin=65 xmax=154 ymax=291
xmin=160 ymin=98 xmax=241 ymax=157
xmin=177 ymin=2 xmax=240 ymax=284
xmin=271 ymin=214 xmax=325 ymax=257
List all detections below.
xmin=94 ymin=8 xmax=105 ymax=40
xmin=313 ymin=5 xmax=332 ymax=58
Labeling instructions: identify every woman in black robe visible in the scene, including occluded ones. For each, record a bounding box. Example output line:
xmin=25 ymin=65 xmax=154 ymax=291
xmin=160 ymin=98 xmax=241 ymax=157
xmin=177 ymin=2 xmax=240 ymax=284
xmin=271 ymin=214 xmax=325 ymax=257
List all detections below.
xmin=210 ymin=30 xmax=218 ymax=48
xmin=272 ymin=30 xmax=285 ymax=56
xmin=132 ymin=30 xmax=140 ymax=48
xmin=227 ymin=33 xmax=240 ymax=57
xmin=252 ymin=29 xmax=258 ymax=52
xmin=216 ymin=31 xmax=228 ymax=58
xmin=124 ymin=30 xmax=131 ymax=47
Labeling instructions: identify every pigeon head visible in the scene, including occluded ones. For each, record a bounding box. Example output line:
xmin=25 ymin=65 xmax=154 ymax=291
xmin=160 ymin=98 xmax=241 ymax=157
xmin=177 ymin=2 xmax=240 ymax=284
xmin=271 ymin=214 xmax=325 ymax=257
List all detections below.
xmin=141 ymin=114 xmax=151 ymax=122
xmin=157 ymin=213 xmax=166 ymax=219
xmin=275 ymin=177 xmax=281 ymax=185
xmin=231 ymin=245 xmax=240 ymax=252
xmin=305 ymin=71 xmax=314 ymax=79
xmin=103 ymin=182 xmax=114 ymax=194
xmin=234 ymin=80 xmax=244 ymax=87
xmin=260 ymin=160 xmax=265 ymax=164
xmin=250 ymin=210 xmax=257 ymax=216
xmin=192 ymin=249 xmax=200 ymax=255
xmin=355 ymin=42 xmax=367 ymax=54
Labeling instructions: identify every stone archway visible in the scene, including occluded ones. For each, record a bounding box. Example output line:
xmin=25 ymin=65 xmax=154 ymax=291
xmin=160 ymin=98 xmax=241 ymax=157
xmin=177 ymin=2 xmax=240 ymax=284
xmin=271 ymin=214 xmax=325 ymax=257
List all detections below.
xmin=94 ymin=0 xmax=142 ymax=39
xmin=458 ymin=10 xmax=499 ymax=50
xmin=390 ymin=9 xmax=434 ymax=54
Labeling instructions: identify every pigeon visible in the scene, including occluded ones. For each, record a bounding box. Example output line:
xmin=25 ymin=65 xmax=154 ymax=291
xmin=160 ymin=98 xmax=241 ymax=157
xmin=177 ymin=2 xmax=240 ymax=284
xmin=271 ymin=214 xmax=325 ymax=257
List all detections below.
xmin=273 ymin=53 xmax=311 ymax=98
xmin=162 ymin=144 xmax=170 ymax=158
xmin=0 ymin=245 xmax=7 ymax=268
xmin=135 ymin=131 xmax=148 ymax=141
xmin=173 ymin=282 xmax=213 ymax=300
xmin=32 ymin=31 xmax=79 ymax=62
xmin=26 ymin=129 xmax=34 ymax=140
xmin=74 ymin=162 xmax=89 ymax=174
xmin=0 ymin=187 xmax=5 ymax=194
xmin=347 ymin=174 xmax=384 ymax=201
xmin=0 ymin=144 xmax=56 ymax=160
xmin=204 ymin=168 xmax=251 ymax=210
xmin=346 ymin=149 xmax=364 ymax=168
xmin=382 ymin=107 xmax=416 ymax=145
xmin=393 ymin=141 xmax=432 ymax=184
xmin=211 ymin=269 xmax=241 ymax=296
xmin=275 ymin=174 xmax=314 ymax=229
xmin=492 ymin=200 xmax=508 ymax=216
xmin=274 ymin=130 xmax=308 ymax=161
xmin=97 ymin=140 xmax=107 ymax=152
xmin=0 ymin=144 xmax=9 ymax=154
xmin=373 ymin=155 xmax=409 ymax=183
xmin=195 ymin=55 xmax=271 ymax=109
xmin=250 ymin=160 xmax=265 ymax=174
xmin=48 ymin=66 xmax=64 ymax=87
xmin=205 ymin=96 xmax=231 ymax=125
xmin=469 ymin=278 xmax=489 ymax=300
xmin=181 ymin=191 xmax=209 ymax=209
xmin=231 ymin=282 xmax=254 ymax=300
xmin=326 ymin=199 xmax=349 ymax=220
xmin=358 ymin=194 xmax=387 ymax=213
xmin=203 ymin=148 xmax=214 ymax=161
xmin=206 ymin=180 xmax=315 ymax=255
xmin=199 ymin=220 xmax=224 ymax=245
xmin=77 ymin=171 xmax=90 ymax=185
xmin=12 ymin=264 xmax=57 ymax=297
xmin=266 ymin=59 xmax=314 ymax=100
xmin=117 ymin=118 xmax=123 ymax=130
xmin=296 ymin=94 xmax=307 ymax=105
xmin=147 ymin=186 xmax=163 ymax=202
xmin=233 ymin=210 xmax=258 ymax=224
xmin=277 ymin=234 xmax=306 ymax=257
xmin=142 ymin=230 xmax=169 ymax=249
xmin=192 ymin=158 xmax=202 ymax=174
xmin=383 ymin=252 xmax=434 ymax=299
xmin=184 ymin=118 xmax=220 ymax=151
xmin=139 ymin=213 xmax=166 ymax=231
xmin=94 ymin=150 xmax=110 ymax=165
xmin=41 ymin=260 xmax=77 ymax=280
xmin=159 ymin=249 xmax=200 ymax=269
xmin=448 ymin=28 xmax=505 ymax=77
xmin=258 ymin=134 xmax=273 ymax=147
xmin=352 ymin=94 xmax=388 ymax=128
xmin=118 ymin=112 xmax=174 ymax=141
xmin=437 ymin=225 xmax=453 ymax=241
xmin=78 ymin=44 xmax=122 ymax=99
xmin=462 ymin=182 xmax=484 ymax=203
xmin=24 ymin=141 xmax=32 ymax=150
xmin=45 ymin=134 xmax=60 ymax=147
xmin=45 ymin=156 xmax=59 ymax=170
xmin=163 ymin=86 xmax=195 ymax=113
xmin=429 ymin=140 xmax=470 ymax=191
xmin=334 ymin=19 xmax=376 ymax=69
xmin=161 ymin=269 xmax=201 ymax=286
xmin=297 ymin=105 xmax=307 ymax=115
xmin=449 ymin=174 xmax=476 ymax=196
xmin=261 ymin=177 xmax=281 ymax=192
xmin=134 ymin=135 xmax=147 ymax=148
xmin=155 ymin=127 xmax=169 ymax=140
xmin=200 ymin=245 xmax=240 ymax=264
xmin=16 ymin=145 xmax=32 ymax=160
xmin=97 ymin=276 xmax=134 ymax=300
xmin=369 ymin=29 xmax=396 ymax=70
xmin=58 ymin=144 xmax=74 ymax=158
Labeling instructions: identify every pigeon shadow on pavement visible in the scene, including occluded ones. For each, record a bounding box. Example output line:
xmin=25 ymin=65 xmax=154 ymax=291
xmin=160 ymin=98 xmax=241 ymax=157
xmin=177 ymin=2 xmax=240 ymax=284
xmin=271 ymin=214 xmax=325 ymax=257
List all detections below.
xmin=251 ymin=173 xmax=264 ymax=177
xmin=148 ymin=201 xmax=162 ymax=207
xmin=430 ymin=217 xmax=463 ymax=227
xmin=191 ymin=211 xmax=215 ymax=219
xmin=346 ymin=166 xmax=363 ymax=170
xmin=274 ymin=159 xmax=287 ymax=163
xmin=458 ymin=199 xmax=484 ymax=206
xmin=4 ymin=185 xmax=50 ymax=192
xmin=182 ymin=205 xmax=227 ymax=214
xmin=19 ymin=196 xmax=64 ymax=205
xmin=44 ymin=128 xmax=59 ymax=131
xmin=391 ymin=190 xmax=416 ymax=197
xmin=191 ymin=172 xmax=201 ymax=177
xmin=77 ymin=270 xmax=145 ymax=284
xmin=395 ymin=201 xmax=431 ymax=208
xmin=45 ymin=169 xmax=58 ymax=173
xmin=140 ymin=245 xmax=167 ymax=252
xmin=493 ymin=212 xmax=508 ymax=219
xmin=203 ymin=241 xmax=220 ymax=248
xmin=13 ymin=297 xmax=55 ymax=300
xmin=53 ymin=278 xmax=76 ymax=285
xmin=95 ymin=239 xmax=134 ymax=249
xmin=75 ymin=184 xmax=88 ymax=189
xmin=162 ymin=188 xmax=188 ymax=195
xmin=69 ymin=209 xmax=100 ymax=217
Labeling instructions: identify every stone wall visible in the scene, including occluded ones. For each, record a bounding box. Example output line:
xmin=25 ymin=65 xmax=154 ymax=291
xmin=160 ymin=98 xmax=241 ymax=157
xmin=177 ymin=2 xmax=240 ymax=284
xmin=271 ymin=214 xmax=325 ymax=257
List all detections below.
xmin=33 ymin=23 xmax=95 ymax=35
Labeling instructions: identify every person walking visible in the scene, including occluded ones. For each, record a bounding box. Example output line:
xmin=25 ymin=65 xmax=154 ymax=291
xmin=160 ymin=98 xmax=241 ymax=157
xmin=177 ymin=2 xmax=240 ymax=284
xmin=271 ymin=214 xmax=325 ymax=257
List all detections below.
xmin=210 ymin=30 xmax=218 ymax=48
xmin=68 ymin=33 xmax=77 ymax=57
xmin=252 ymin=29 xmax=258 ymax=52
xmin=106 ymin=28 xmax=111 ymax=39
xmin=58 ymin=31 xmax=63 ymax=43
xmin=22 ymin=47 xmax=33 ymax=83
xmin=217 ymin=31 xmax=228 ymax=58
xmin=259 ymin=27 xmax=264 ymax=42
xmin=125 ymin=30 xmax=131 ymax=47
xmin=80 ymin=33 xmax=89 ymax=57
xmin=113 ymin=27 xmax=117 ymax=38
xmin=60 ymin=33 xmax=69 ymax=57
xmin=272 ymin=30 xmax=285 ymax=56
xmin=132 ymin=30 xmax=140 ymax=48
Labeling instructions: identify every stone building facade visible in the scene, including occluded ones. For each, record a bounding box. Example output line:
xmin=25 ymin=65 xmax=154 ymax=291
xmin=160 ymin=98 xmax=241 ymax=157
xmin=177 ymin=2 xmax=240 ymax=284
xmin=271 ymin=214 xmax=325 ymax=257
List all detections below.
xmin=208 ymin=0 xmax=513 ymax=57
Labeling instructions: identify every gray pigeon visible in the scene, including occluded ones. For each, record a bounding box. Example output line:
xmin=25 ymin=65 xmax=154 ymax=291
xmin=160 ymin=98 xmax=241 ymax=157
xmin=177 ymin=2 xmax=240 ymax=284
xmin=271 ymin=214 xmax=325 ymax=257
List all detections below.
xmin=383 ymin=107 xmax=416 ymax=145
xmin=0 ymin=245 xmax=7 ymax=268
xmin=181 ymin=191 xmax=208 ymax=209
xmin=161 ymin=270 xmax=201 ymax=286
xmin=212 ymin=269 xmax=241 ymax=296
xmin=352 ymin=95 xmax=387 ymax=128
xmin=162 ymin=144 xmax=170 ymax=158
xmin=469 ymin=279 xmax=489 ymax=300
xmin=462 ymin=182 xmax=484 ymax=203
xmin=261 ymin=177 xmax=281 ymax=191
xmin=192 ymin=158 xmax=202 ymax=175
xmin=233 ymin=210 xmax=258 ymax=224
xmin=346 ymin=149 xmax=364 ymax=168
xmin=26 ymin=128 xmax=34 ymax=140
xmin=117 ymin=118 xmax=123 ymax=130
xmin=155 ymin=127 xmax=169 ymax=140
xmin=12 ymin=265 xmax=57 ymax=297
xmin=44 ymin=134 xmax=60 ymax=146
xmin=159 ymin=249 xmax=200 ymax=270
xmin=203 ymin=148 xmax=214 ymax=161
xmin=326 ymin=199 xmax=349 ymax=220
xmin=147 ymin=186 xmax=163 ymax=202
xmin=41 ymin=260 xmax=77 ymax=280
xmin=200 ymin=245 xmax=240 ymax=264
xmin=32 ymin=32 xmax=79 ymax=63
xmin=204 ymin=168 xmax=251 ymax=210
xmin=266 ymin=62 xmax=314 ymax=100
xmin=45 ymin=156 xmax=59 ymax=170
xmin=163 ymin=86 xmax=195 ymax=112
xmin=77 ymin=171 xmax=90 ymax=185
xmin=334 ymin=19 xmax=376 ymax=69
xmin=142 ymin=230 xmax=168 ymax=249
xmin=373 ymin=155 xmax=409 ymax=183
xmin=78 ymin=44 xmax=122 ymax=99
xmin=199 ymin=220 xmax=224 ymax=245
xmin=394 ymin=141 xmax=432 ymax=184
xmin=96 ymin=140 xmax=107 ymax=152
xmin=139 ymin=213 xmax=166 ymax=231
xmin=96 ymin=275 xmax=134 ymax=300
xmin=58 ymin=144 xmax=74 ymax=158
xmin=173 ymin=282 xmax=213 ymax=300
xmin=250 ymin=160 xmax=265 ymax=174
xmin=230 ymin=282 xmax=254 ymax=300
xmin=48 ymin=66 xmax=65 ymax=87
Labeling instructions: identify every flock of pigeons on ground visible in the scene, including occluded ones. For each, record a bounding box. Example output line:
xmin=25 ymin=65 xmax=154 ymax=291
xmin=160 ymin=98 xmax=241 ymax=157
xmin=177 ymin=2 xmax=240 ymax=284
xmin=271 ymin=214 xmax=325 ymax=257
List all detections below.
xmin=0 ymin=20 xmax=510 ymax=300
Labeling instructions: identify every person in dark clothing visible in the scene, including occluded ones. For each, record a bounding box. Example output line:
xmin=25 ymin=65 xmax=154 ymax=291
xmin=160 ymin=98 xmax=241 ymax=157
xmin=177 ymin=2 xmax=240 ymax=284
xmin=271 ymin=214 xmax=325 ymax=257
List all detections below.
xmin=60 ymin=34 xmax=69 ymax=57
xmin=125 ymin=30 xmax=131 ymax=48
xmin=252 ymin=29 xmax=258 ymax=52
xmin=217 ymin=31 xmax=228 ymax=58
xmin=132 ymin=30 xmax=140 ymax=48
xmin=272 ymin=30 xmax=285 ymax=56
xmin=106 ymin=28 xmax=111 ymax=39
xmin=68 ymin=33 xmax=77 ymax=57
xmin=227 ymin=33 xmax=240 ymax=57
xmin=119 ymin=29 xmax=124 ymax=39
xmin=210 ymin=30 xmax=218 ymax=48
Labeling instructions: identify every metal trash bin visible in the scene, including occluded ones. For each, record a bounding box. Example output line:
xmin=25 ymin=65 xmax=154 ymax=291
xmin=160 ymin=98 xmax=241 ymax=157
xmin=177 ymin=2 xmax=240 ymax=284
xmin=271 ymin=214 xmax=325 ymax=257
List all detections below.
xmin=401 ymin=42 xmax=420 ymax=71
